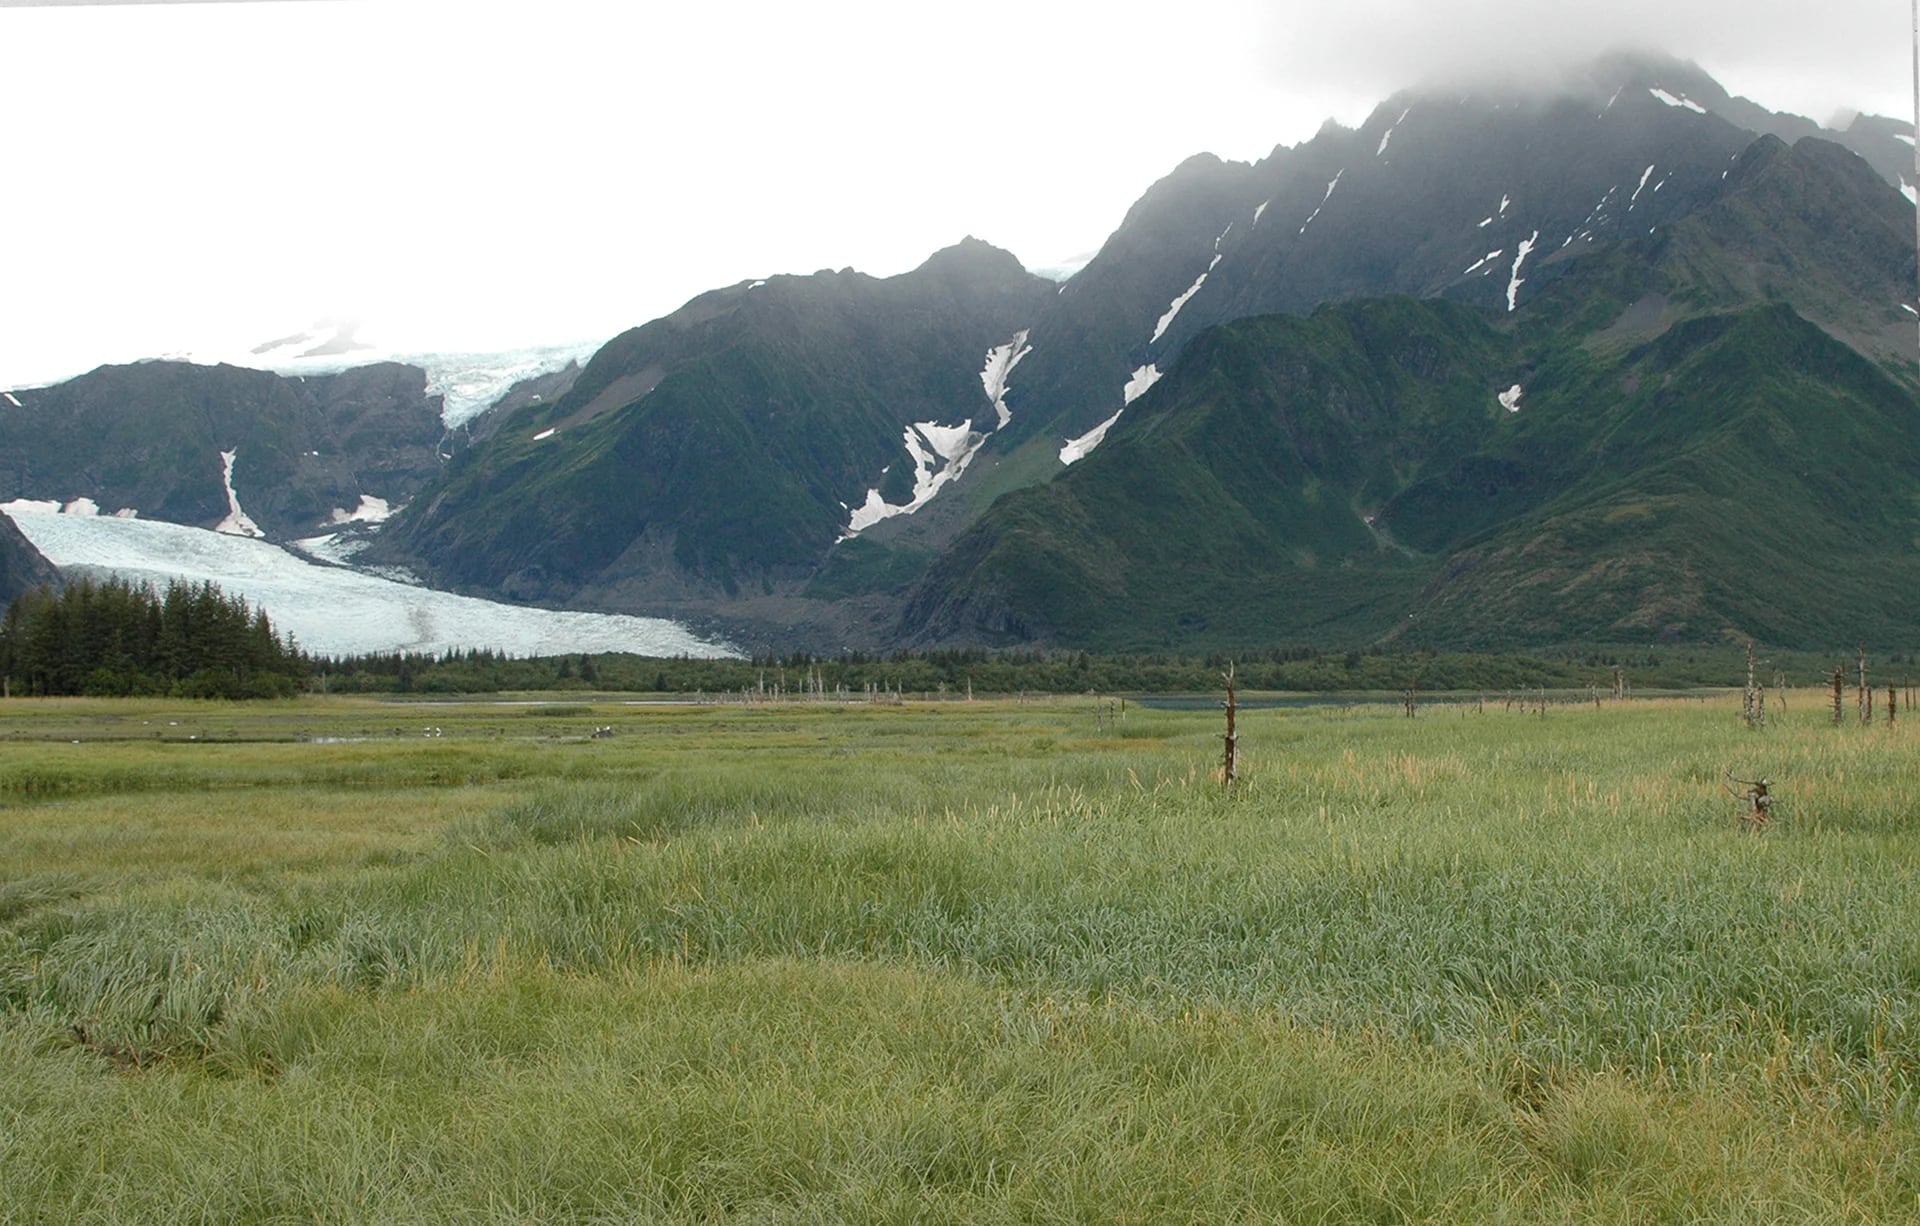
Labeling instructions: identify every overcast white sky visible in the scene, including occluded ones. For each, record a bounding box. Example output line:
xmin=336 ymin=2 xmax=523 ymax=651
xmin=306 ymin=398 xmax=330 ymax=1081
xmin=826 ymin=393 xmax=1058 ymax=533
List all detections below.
xmin=3 ymin=0 xmax=1912 ymax=387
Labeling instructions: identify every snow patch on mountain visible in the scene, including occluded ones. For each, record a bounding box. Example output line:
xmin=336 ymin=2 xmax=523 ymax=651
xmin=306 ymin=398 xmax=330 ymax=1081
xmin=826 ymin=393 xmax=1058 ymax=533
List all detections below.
xmin=1499 ymin=384 xmax=1524 ymax=413
xmin=1903 ymin=178 xmax=1918 ymax=206
xmin=1463 ymin=250 xmax=1504 ymax=276
xmin=1060 ymin=409 xmax=1124 ymax=466
xmin=215 ymin=450 xmax=265 ymax=538
xmin=2 ymin=392 xmax=20 ymax=408
xmin=1506 ymin=232 xmax=1538 ymax=312
xmin=1123 ymin=364 xmax=1163 ymax=406
xmin=1300 ymin=170 xmax=1344 ymax=235
xmin=328 ymin=495 xmax=394 ymax=526
xmin=532 ymin=427 xmax=557 ymax=441
xmin=979 ymin=330 xmax=1032 ymax=430
xmin=844 ymin=490 xmax=899 ymax=536
xmin=1630 ymin=165 xmax=1656 ymax=207
xmin=1253 ymin=198 xmax=1271 ymax=225
xmin=1649 ymin=87 xmax=1707 ymax=114
xmin=1376 ymin=108 xmax=1409 ymax=157
xmin=1060 ymin=364 xmax=1162 ymax=467
xmin=842 ymin=329 xmax=1042 ymax=537
xmin=4 ymin=502 xmax=737 ymax=659
xmin=1151 ymin=246 xmax=1227 ymax=344
xmin=842 ymin=418 xmax=989 ymax=538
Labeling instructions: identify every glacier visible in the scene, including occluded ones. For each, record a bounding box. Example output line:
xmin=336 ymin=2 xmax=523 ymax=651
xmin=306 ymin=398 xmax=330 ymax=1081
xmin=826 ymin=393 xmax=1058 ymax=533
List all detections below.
xmin=4 ymin=503 xmax=737 ymax=659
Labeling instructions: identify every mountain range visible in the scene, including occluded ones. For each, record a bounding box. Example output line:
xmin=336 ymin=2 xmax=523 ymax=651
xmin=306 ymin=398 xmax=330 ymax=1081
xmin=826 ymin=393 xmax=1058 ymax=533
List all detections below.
xmin=5 ymin=50 xmax=1917 ymax=654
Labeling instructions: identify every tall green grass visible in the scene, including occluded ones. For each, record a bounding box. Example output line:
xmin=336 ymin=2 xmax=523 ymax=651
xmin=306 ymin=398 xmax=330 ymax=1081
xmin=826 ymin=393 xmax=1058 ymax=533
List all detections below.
xmin=3 ymin=695 xmax=1918 ymax=1220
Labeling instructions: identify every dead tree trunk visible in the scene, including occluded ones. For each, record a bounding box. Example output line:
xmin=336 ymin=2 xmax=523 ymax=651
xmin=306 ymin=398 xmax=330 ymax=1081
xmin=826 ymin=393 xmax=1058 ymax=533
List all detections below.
xmin=1833 ymin=667 xmax=1846 ymax=725
xmin=1743 ymin=642 xmax=1760 ymax=728
xmin=1727 ymin=771 xmax=1773 ymax=830
xmin=1860 ymin=645 xmax=1872 ymax=725
xmin=1221 ymin=662 xmax=1239 ymax=786
xmin=1890 ymin=685 xmax=1898 ymax=728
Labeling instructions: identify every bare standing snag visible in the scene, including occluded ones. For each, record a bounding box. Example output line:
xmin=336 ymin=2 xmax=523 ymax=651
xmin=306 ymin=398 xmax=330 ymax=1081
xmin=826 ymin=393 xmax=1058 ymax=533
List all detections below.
xmin=1220 ymin=662 xmax=1239 ymax=786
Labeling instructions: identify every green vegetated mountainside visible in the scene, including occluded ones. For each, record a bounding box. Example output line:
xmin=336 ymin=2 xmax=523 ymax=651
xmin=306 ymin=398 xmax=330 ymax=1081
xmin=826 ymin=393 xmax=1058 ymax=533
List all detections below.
xmin=902 ymin=298 xmax=1510 ymax=648
xmin=377 ymin=239 xmax=1053 ymax=606
xmin=902 ymin=138 xmax=1920 ymax=652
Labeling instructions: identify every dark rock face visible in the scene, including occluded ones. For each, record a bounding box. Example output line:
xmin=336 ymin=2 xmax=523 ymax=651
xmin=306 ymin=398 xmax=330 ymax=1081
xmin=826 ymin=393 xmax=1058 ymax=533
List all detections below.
xmin=0 ymin=360 xmax=447 ymax=537
xmin=0 ymin=512 xmax=59 ymax=606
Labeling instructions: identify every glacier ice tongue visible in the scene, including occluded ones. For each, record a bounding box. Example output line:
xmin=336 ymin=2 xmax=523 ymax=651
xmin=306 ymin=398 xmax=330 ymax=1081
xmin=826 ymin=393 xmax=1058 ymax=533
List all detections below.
xmin=3 ymin=502 xmax=737 ymax=658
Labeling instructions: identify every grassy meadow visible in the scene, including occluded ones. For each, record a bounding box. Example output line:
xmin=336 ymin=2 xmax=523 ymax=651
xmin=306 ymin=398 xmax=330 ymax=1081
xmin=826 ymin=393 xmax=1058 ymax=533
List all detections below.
xmin=2 ymin=692 xmax=1919 ymax=1221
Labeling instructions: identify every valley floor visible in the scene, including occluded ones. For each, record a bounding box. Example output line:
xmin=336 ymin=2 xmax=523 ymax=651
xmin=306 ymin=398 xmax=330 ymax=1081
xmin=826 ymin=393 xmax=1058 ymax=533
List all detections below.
xmin=2 ymin=695 xmax=1918 ymax=1221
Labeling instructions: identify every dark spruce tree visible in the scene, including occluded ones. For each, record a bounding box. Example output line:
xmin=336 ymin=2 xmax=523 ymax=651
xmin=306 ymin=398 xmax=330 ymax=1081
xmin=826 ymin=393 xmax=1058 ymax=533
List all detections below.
xmin=0 ymin=578 xmax=307 ymax=698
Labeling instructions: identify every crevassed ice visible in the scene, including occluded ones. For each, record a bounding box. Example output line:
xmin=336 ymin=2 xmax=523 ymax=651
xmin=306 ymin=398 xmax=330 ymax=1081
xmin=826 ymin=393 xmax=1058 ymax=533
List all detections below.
xmin=3 ymin=502 xmax=738 ymax=658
